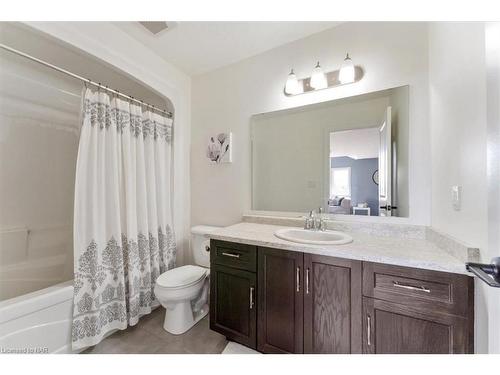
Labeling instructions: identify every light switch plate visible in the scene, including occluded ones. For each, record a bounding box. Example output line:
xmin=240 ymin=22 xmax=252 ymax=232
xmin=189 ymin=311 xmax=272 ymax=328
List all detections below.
xmin=451 ymin=185 xmax=461 ymax=211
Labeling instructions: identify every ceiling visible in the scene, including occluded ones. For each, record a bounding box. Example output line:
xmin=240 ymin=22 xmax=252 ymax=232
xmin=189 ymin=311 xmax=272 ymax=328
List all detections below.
xmin=330 ymin=127 xmax=380 ymax=160
xmin=113 ymin=21 xmax=341 ymax=76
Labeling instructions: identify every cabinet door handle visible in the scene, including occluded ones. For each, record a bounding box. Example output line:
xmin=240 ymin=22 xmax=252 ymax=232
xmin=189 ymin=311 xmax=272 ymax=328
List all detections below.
xmin=296 ymin=267 xmax=300 ymax=292
xmin=222 ymin=252 xmax=240 ymax=258
xmin=306 ymin=268 xmax=310 ymax=294
xmin=367 ymin=315 xmax=372 ymax=346
xmin=249 ymin=287 xmax=254 ymax=309
xmin=393 ymin=281 xmax=430 ymax=293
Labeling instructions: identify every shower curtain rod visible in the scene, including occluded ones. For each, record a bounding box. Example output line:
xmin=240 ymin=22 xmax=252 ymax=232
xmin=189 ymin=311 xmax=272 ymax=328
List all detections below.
xmin=0 ymin=43 xmax=173 ymax=118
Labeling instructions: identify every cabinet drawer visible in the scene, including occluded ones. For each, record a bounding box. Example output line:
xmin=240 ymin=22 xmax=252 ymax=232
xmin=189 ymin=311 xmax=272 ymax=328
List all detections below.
xmin=210 ymin=240 xmax=257 ymax=272
xmin=363 ymin=262 xmax=473 ymax=317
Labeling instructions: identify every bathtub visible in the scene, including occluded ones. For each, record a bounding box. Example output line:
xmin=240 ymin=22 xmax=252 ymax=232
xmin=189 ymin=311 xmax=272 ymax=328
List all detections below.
xmin=0 ymin=280 xmax=77 ymax=354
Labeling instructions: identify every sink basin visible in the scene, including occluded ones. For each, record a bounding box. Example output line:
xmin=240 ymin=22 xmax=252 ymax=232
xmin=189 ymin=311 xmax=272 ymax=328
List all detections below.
xmin=274 ymin=228 xmax=353 ymax=245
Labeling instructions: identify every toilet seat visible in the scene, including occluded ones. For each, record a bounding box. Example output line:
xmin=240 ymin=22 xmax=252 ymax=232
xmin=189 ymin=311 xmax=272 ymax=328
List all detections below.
xmin=156 ymin=265 xmax=207 ymax=289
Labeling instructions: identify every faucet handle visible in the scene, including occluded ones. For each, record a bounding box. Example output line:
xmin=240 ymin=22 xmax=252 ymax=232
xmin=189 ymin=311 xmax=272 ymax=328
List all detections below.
xmin=317 ymin=207 xmax=327 ymax=231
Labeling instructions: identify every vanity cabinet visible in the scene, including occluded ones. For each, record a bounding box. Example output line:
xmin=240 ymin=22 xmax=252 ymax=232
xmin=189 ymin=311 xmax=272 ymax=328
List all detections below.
xmin=257 ymin=247 xmax=304 ymax=353
xmin=362 ymin=262 xmax=474 ymax=354
xmin=210 ymin=241 xmax=257 ymax=349
xmin=209 ymin=240 xmax=474 ymax=354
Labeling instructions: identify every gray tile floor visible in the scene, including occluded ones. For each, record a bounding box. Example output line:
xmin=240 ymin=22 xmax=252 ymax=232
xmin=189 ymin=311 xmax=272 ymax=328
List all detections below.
xmin=83 ymin=308 xmax=227 ymax=354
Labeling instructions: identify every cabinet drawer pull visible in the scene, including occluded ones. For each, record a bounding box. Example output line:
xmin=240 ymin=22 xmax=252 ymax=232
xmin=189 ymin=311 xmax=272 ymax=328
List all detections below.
xmin=367 ymin=315 xmax=372 ymax=346
xmin=222 ymin=252 xmax=241 ymax=258
xmin=249 ymin=287 xmax=254 ymax=309
xmin=306 ymin=268 xmax=310 ymax=294
xmin=296 ymin=267 xmax=300 ymax=292
xmin=393 ymin=281 xmax=431 ymax=293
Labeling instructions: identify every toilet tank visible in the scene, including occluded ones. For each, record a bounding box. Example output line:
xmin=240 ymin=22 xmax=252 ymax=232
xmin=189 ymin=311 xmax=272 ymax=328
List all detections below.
xmin=191 ymin=225 xmax=221 ymax=268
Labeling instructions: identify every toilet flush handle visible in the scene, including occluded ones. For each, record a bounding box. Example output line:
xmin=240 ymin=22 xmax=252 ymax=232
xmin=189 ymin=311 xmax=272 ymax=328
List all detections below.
xmin=205 ymin=245 xmax=210 ymax=252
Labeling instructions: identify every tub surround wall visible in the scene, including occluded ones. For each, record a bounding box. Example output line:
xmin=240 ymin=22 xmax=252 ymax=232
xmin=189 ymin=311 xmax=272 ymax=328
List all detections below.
xmin=0 ymin=24 xmax=81 ymax=300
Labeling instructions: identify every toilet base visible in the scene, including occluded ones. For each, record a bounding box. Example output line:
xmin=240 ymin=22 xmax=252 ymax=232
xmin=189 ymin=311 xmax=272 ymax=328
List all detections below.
xmin=162 ymin=302 xmax=209 ymax=335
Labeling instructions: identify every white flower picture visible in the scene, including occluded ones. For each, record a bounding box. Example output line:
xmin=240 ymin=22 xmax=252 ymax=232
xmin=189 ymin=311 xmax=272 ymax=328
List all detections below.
xmin=206 ymin=132 xmax=232 ymax=164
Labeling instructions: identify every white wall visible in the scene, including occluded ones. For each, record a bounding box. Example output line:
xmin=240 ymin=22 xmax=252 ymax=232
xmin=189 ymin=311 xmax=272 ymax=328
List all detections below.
xmin=191 ymin=22 xmax=430 ymax=229
xmin=428 ymin=22 xmax=499 ymax=354
xmin=485 ymin=22 xmax=500 ymax=355
xmin=23 ymin=22 xmax=192 ymax=266
xmin=429 ymin=23 xmax=488 ymax=250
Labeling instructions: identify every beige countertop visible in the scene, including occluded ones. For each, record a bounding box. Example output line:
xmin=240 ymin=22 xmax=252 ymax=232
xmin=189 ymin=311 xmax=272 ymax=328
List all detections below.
xmin=208 ymin=222 xmax=470 ymax=275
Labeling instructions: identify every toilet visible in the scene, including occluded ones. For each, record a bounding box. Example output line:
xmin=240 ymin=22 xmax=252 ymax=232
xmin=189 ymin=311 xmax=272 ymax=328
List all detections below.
xmin=154 ymin=225 xmax=219 ymax=335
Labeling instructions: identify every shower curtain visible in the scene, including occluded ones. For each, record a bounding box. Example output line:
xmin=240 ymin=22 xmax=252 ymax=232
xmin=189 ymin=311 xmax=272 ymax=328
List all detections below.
xmin=71 ymin=88 xmax=176 ymax=350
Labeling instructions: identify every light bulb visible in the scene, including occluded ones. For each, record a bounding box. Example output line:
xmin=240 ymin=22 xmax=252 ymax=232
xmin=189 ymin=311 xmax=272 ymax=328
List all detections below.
xmin=339 ymin=53 xmax=355 ymax=84
xmin=310 ymin=62 xmax=327 ymax=90
xmin=284 ymin=69 xmax=302 ymax=95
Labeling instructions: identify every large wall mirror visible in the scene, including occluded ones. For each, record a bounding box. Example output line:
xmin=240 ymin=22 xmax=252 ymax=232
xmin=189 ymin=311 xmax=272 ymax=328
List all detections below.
xmin=251 ymin=86 xmax=409 ymax=218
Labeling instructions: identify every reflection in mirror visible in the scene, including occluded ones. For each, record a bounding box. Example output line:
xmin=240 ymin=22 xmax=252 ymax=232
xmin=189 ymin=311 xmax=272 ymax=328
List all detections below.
xmin=329 ymin=127 xmax=380 ymax=216
xmin=251 ymin=86 xmax=409 ymax=218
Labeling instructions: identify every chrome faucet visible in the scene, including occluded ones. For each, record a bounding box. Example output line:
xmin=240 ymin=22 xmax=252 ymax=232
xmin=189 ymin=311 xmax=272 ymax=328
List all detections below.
xmin=304 ymin=208 xmax=327 ymax=231
xmin=316 ymin=207 xmax=327 ymax=231
xmin=304 ymin=210 xmax=315 ymax=230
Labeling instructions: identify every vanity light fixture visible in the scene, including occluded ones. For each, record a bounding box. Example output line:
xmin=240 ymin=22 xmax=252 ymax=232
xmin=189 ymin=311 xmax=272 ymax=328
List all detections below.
xmin=339 ymin=53 xmax=355 ymax=84
xmin=310 ymin=62 xmax=328 ymax=90
xmin=284 ymin=69 xmax=302 ymax=95
xmin=283 ymin=53 xmax=364 ymax=96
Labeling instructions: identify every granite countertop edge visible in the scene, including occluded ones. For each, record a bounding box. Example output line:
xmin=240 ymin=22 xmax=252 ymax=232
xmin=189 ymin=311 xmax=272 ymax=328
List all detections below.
xmin=207 ymin=222 xmax=471 ymax=276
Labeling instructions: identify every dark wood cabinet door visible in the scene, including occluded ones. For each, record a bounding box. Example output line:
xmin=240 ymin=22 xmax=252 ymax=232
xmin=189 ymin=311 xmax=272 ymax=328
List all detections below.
xmin=304 ymin=255 xmax=362 ymax=353
xmin=210 ymin=264 xmax=257 ymax=349
xmin=362 ymin=297 xmax=471 ymax=354
xmin=257 ymin=247 xmax=303 ymax=353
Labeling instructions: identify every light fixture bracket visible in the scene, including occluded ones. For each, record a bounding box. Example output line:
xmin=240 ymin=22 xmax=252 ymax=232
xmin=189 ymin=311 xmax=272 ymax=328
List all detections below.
xmin=284 ymin=66 xmax=364 ymax=96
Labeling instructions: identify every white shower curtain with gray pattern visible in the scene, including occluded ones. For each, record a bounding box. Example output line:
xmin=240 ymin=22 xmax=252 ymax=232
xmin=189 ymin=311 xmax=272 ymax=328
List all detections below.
xmin=72 ymin=88 xmax=176 ymax=350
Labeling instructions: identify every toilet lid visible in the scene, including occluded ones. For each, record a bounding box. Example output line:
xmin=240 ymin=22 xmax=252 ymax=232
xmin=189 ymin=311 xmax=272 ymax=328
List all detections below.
xmin=156 ymin=265 xmax=207 ymax=288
